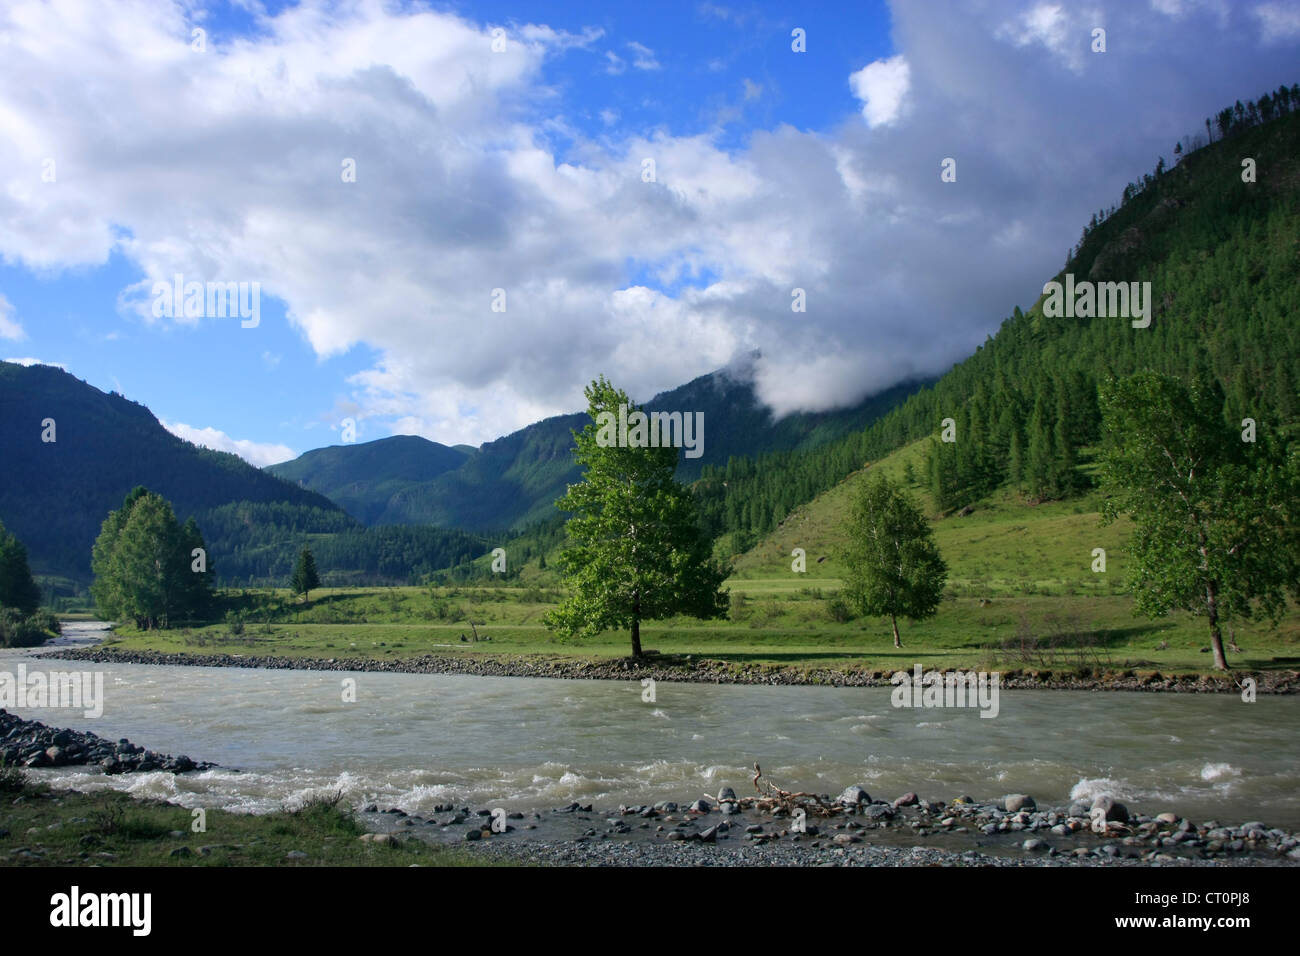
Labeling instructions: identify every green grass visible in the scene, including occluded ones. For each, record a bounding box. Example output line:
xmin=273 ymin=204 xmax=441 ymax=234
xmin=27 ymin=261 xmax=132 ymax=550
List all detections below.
xmin=96 ymin=438 xmax=1299 ymax=679
xmin=0 ymin=779 xmax=483 ymax=867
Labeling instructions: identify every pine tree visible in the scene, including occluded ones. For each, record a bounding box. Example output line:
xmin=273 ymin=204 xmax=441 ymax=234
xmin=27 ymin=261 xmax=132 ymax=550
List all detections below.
xmin=291 ymin=547 xmax=321 ymax=602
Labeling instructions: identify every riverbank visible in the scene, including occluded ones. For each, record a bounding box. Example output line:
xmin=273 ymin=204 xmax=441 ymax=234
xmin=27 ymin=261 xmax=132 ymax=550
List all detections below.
xmin=39 ymin=644 xmax=1300 ymax=693
xmin=0 ymin=708 xmax=216 ymax=774
xmin=0 ymin=783 xmax=478 ymax=867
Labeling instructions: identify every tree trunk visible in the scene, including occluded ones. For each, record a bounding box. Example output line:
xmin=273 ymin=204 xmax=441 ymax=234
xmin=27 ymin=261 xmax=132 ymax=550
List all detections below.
xmin=631 ymin=590 xmax=643 ymax=658
xmin=891 ymin=612 xmax=902 ymax=648
xmin=1206 ymin=581 xmax=1229 ymax=670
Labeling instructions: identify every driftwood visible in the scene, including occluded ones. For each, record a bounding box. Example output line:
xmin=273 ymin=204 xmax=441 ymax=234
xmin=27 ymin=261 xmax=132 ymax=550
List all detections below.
xmin=704 ymin=763 xmax=843 ymax=818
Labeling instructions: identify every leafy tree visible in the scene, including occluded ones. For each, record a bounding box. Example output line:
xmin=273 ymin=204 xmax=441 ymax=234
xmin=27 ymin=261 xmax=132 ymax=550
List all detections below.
xmin=291 ymin=547 xmax=321 ymax=601
xmin=1098 ymin=372 xmax=1300 ymax=670
xmin=840 ymin=474 xmax=948 ymax=648
xmin=0 ymin=518 xmax=42 ymax=615
xmin=545 ymin=376 xmax=728 ymax=657
xmin=91 ymin=488 xmax=209 ymax=629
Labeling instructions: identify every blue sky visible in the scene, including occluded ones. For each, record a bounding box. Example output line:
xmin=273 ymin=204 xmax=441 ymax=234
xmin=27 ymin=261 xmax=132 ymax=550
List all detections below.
xmin=2 ymin=0 xmax=1298 ymax=465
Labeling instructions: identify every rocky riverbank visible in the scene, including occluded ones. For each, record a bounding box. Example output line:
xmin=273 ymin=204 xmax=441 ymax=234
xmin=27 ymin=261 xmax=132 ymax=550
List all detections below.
xmin=0 ymin=709 xmax=215 ymax=774
xmin=37 ymin=645 xmax=1300 ymax=694
xmin=364 ymin=787 xmax=1300 ymax=867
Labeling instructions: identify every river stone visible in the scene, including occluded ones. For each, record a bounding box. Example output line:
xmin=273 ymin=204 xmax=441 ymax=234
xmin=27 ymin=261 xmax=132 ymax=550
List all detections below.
xmin=689 ymin=799 xmax=712 ymax=813
xmin=720 ymin=801 xmax=740 ymax=815
xmin=464 ymin=828 xmax=481 ymax=841
xmin=286 ymin=850 xmax=308 ymax=860
xmin=1023 ymin=838 xmax=1049 ymax=852
xmin=699 ymin=825 xmax=719 ymax=844
xmin=893 ymin=791 xmax=919 ymax=808
xmin=863 ymin=804 xmax=895 ymax=822
xmin=1092 ymin=794 xmax=1130 ymax=822
xmin=837 ymin=785 xmax=870 ymax=806
xmin=1068 ymin=802 xmax=1091 ymax=818
xmin=1001 ymin=794 xmax=1036 ymax=813
xmin=717 ymin=787 xmax=737 ymax=802
xmin=1156 ymin=812 xmax=1179 ymax=825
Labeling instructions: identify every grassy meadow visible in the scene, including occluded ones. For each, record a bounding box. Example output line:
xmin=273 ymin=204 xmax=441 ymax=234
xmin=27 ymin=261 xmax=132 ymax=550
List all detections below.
xmin=88 ymin=440 xmax=1300 ymax=679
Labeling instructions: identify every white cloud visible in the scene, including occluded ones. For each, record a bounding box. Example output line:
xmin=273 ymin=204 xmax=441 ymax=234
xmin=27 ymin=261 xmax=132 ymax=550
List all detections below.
xmin=162 ymin=420 xmax=296 ymax=468
xmin=604 ymin=50 xmax=625 ymax=74
xmin=626 ymin=40 xmax=661 ymax=70
xmin=4 ymin=356 xmax=65 ymax=370
xmin=1254 ymin=1 xmax=1300 ymax=41
xmin=0 ymin=0 xmax=1296 ymax=443
xmin=849 ymin=55 xmax=911 ymax=127
xmin=0 ymin=295 xmax=24 ymax=340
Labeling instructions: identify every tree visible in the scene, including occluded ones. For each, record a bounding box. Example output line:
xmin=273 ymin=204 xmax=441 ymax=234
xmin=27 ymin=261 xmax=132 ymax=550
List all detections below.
xmin=1098 ymin=372 xmax=1299 ymax=670
xmin=91 ymin=488 xmax=208 ymax=629
xmin=840 ymin=474 xmax=948 ymax=648
xmin=544 ymin=376 xmax=728 ymax=657
xmin=291 ymin=547 xmax=321 ymax=602
xmin=0 ymin=519 xmax=42 ymax=616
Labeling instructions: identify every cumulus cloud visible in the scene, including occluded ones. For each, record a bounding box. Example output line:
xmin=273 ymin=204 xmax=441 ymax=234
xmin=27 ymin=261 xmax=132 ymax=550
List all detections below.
xmin=849 ymin=55 xmax=911 ymax=127
xmin=0 ymin=0 xmax=1296 ymax=444
xmin=0 ymin=295 xmax=23 ymax=340
xmin=162 ymin=420 xmax=296 ymax=467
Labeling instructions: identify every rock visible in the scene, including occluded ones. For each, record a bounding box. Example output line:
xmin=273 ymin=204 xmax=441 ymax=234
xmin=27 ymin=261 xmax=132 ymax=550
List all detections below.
xmin=689 ymin=799 xmax=712 ymax=813
xmin=464 ymin=829 xmax=482 ymax=841
xmin=1050 ymin=824 xmax=1069 ymax=836
xmin=168 ymin=846 xmax=192 ymax=858
xmin=286 ymin=850 xmax=308 ymax=860
xmin=893 ymin=791 xmax=919 ymax=808
xmin=1023 ymin=838 xmax=1049 ymax=852
xmin=1156 ymin=812 xmax=1179 ymax=825
xmin=1067 ymin=801 xmax=1090 ymax=818
xmin=837 ymin=785 xmax=870 ymax=806
xmin=1092 ymin=794 xmax=1130 ymax=822
xmin=717 ymin=787 xmax=737 ymax=802
xmin=720 ymin=802 xmax=740 ymax=815
xmin=666 ymin=831 xmax=685 ymax=841
xmin=863 ymin=804 xmax=895 ymax=822
xmin=833 ymin=833 xmax=861 ymax=845
xmin=1001 ymin=794 xmax=1035 ymax=813
xmin=699 ymin=825 xmax=719 ymax=844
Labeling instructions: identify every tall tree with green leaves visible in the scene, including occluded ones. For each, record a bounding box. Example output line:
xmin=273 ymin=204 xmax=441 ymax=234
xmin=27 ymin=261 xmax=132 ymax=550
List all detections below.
xmin=840 ymin=474 xmax=948 ymax=648
xmin=0 ymin=518 xmax=42 ymax=615
xmin=1098 ymin=372 xmax=1299 ymax=670
xmin=545 ymin=376 xmax=728 ymax=657
xmin=91 ymin=489 xmax=207 ymax=629
xmin=291 ymin=547 xmax=321 ymax=602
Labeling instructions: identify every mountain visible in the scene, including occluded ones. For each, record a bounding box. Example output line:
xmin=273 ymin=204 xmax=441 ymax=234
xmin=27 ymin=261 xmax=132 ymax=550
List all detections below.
xmin=0 ymin=362 xmax=348 ymax=582
xmin=365 ymin=363 xmax=922 ymax=532
xmin=266 ymin=435 xmax=469 ymax=525
xmin=697 ymin=84 xmax=1300 ymax=551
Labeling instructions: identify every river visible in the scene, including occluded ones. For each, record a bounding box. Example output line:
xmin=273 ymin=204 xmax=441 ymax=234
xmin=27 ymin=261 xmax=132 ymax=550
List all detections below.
xmin=4 ymin=622 xmax=1298 ymax=826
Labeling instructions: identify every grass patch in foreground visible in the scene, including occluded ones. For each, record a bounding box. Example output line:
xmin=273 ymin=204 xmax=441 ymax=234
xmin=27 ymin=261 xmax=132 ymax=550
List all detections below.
xmin=0 ymin=781 xmax=485 ymax=867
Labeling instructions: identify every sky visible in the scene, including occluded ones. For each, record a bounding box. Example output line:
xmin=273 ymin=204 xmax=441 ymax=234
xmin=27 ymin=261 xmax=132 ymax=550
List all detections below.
xmin=2 ymin=0 xmax=1299 ymax=467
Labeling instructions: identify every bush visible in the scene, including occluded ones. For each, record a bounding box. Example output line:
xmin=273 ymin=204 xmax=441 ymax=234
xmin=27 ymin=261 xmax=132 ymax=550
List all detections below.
xmin=0 ymin=757 xmax=26 ymax=793
xmin=0 ymin=606 xmax=57 ymax=648
xmin=224 ymin=609 xmax=245 ymax=636
xmin=826 ymin=595 xmax=854 ymax=623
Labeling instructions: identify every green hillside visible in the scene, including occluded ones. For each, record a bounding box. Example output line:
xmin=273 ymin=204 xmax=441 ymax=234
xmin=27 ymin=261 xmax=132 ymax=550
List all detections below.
xmin=266 ymin=435 xmax=469 ymax=525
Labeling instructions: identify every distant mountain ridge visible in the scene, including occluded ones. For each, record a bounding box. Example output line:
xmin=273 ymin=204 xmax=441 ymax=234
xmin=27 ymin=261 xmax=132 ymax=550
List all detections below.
xmin=266 ymin=435 xmax=469 ymax=525
xmin=270 ymin=364 xmax=924 ymax=532
xmin=0 ymin=361 xmax=347 ymax=581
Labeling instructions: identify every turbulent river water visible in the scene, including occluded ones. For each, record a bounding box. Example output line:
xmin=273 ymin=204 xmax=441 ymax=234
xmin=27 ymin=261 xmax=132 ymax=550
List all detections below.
xmin=5 ymin=623 xmax=1299 ymax=826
